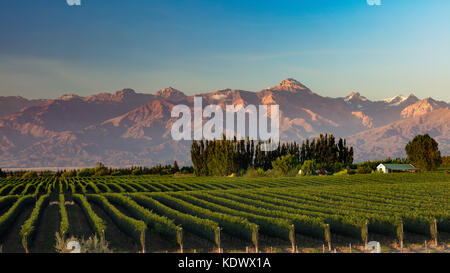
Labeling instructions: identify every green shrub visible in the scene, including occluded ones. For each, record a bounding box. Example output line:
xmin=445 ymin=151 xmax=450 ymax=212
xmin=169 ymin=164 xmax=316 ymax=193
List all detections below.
xmin=93 ymin=162 xmax=109 ymax=176
xmin=357 ymin=165 xmax=373 ymax=174
xmin=333 ymin=170 xmax=348 ymax=176
xmin=272 ymin=154 xmax=299 ymax=176
xmin=300 ymin=160 xmax=317 ymax=176
xmin=77 ymin=168 xmax=94 ymax=177
xmin=244 ymin=168 xmax=259 ymax=178
xmin=61 ymin=170 xmax=77 ymax=180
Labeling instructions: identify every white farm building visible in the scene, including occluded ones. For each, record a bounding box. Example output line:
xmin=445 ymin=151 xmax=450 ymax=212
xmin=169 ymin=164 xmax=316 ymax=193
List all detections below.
xmin=376 ymin=164 xmax=418 ymax=174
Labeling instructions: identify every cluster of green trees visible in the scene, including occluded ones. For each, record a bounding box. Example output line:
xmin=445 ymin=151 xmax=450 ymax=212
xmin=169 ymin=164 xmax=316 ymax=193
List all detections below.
xmin=0 ymin=162 xmax=195 ymax=180
xmin=191 ymin=133 xmax=448 ymax=177
xmin=59 ymin=162 xmax=193 ymax=179
xmin=191 ymin=134 xmax=353 ymax=176
xmin=0 ymin=170 xmax=55 ymax=179
xmin=299 ymin=134 xmax=354 ymax=166
xmin=406 ymin=134 xmax=442 ymax=171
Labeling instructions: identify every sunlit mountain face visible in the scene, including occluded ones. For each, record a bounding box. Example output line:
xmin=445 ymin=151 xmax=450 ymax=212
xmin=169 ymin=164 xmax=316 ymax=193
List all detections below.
xmin=0 ymin=79 xmax=448 ymax=167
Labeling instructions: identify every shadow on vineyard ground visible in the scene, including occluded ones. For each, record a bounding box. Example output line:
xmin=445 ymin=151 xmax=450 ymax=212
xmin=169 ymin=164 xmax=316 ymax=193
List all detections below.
xmin=90 ymin=203 xmax=140 ymax=253
xmin=404 ymin=231 xmax=433 ymax=245
xmin=404 ymin=231 xmax=450 ymax=247
xmin=179 ymin=230 xmax=215 ymax=253
xmin=0 ymin=205 xmax=12 ymax=217
xmin=145 ymin=230 xmax=179 ymax=253
xmin=220 ymin=232 xmax=249 ymax=252
xmin=0 ymin=205 xmax=33 ymax=253
xmin=66 ymin=202 xmax=93 ymax=238
xmin=30 ymin=204 xmax=59 ymax=253
xmin=294 ymin=233 xmax=331 ymax=253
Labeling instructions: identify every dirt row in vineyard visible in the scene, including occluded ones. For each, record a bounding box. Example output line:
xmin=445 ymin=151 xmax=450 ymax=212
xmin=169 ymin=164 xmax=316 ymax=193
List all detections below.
xmin=66 ymin=202 xmax=93 ymax=239
xmin=30 ymin=204 xmax=59 ymax=253
xmin=89 ymin=202 xmax=141 ymax=253
xmin=0 ymin=205 xmax=33 ymax=253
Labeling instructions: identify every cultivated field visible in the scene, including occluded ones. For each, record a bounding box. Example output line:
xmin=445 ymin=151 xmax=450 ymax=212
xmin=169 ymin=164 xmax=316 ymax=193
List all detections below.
xmin=0 ymin=173 xmax=449 ymax=253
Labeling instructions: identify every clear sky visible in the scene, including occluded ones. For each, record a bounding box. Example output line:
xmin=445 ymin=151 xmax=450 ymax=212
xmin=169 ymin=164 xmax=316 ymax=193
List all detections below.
xmin=0 ymin=0 xmax=449 ymax=101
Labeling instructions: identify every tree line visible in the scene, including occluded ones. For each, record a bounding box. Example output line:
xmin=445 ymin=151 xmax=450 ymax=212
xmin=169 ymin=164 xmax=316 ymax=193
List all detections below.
xmin=0 ymin=162 xmax=194 ymax=179
xmin=191 ymin=134 xmax=354 ymax=176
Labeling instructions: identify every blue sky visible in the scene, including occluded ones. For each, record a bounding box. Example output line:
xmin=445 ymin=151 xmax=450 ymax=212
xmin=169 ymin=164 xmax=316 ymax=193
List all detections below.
xmin=0 ymin=0 xmax=449 ymax=101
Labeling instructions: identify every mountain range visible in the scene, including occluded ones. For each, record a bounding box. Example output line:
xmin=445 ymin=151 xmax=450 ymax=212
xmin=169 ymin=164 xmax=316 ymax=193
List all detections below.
xmin=0 ymin=78 xmax=448 ymax=168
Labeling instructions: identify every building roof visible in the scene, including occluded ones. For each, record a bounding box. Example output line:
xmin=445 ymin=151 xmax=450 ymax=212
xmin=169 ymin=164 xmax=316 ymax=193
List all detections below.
xmin=379 ymin=164 xmax=418 ymax=170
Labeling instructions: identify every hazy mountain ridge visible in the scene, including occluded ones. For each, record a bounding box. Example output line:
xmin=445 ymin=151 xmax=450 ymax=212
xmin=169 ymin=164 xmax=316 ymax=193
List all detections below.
xmin=0 ymin=79 xmax=448 ymax=167
xmin=0 ymin=96 xmax=48 ymax=118
xmin=347 ymin=108 xmax=449 ymax=161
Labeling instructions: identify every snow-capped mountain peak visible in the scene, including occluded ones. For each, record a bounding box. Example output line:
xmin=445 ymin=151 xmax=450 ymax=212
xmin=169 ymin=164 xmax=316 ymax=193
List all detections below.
xmin=59 ymin=94 xmax=82 ymax=101
xmin=345 ymin=92 xmax=368 ymax=103
xmin=384 ymin=94 xmax=408 ymax=105
xmin=270 ymin=78 xmax=311 ymax=93
xmin=155 ymin=87 xmax=187 ymax=102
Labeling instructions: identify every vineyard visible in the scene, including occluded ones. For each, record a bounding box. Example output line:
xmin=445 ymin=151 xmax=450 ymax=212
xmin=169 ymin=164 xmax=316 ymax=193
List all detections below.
xmin=0 ymin=173 xmax=449 ymax=253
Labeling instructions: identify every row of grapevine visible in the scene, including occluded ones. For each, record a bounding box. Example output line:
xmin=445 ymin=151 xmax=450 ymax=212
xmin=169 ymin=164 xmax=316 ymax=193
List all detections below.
xmin=103 ymin=193 xmax=182 ymax=247
xmin=0 ymin=195 xmax=19 ymax=212
xmin=59 ymin=194 xmax=69 ymax=237
xmin=147 ymin=192 xmax=260 ymax=250
xmin=61 ymin=172 xmax=450 ymax=195
xmin=178 ymin=191 xmax=333 ymax=244
xmin=86 ymin=194 xmax=147 ymax=253
xmin=196 ymin=191 xmax=344 ymax=244
xmin=253 ymin=190 xmax=400 ymax=236
xmin=257 ymin=188 xmax=440 ymax=238
xmin=232 ymin=190 xmax=394 ymax=242
xmin=20 ymin=193 xmax=50 ymax=253
xmin=0 ymin=184 xmax=14 ymax=196
xmin=163 ymin=193 xmax=296 ymax=247
xmin=130 ymin=194 xmax=221 ymax=247
xmin=0 ymin=178 xmax=53 ymax=196
xmin=72 ymin=194 xmax=106 ymax=239
xmin=0 ymin=195 xmax=35 ymax=236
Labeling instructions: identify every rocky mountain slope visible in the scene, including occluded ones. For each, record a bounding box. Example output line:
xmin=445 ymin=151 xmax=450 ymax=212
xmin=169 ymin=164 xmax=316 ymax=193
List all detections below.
xmin=0 ymin=79 xmax=448 ymax=167
xmin=0 ymin=96 xmax=47 ymax=118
